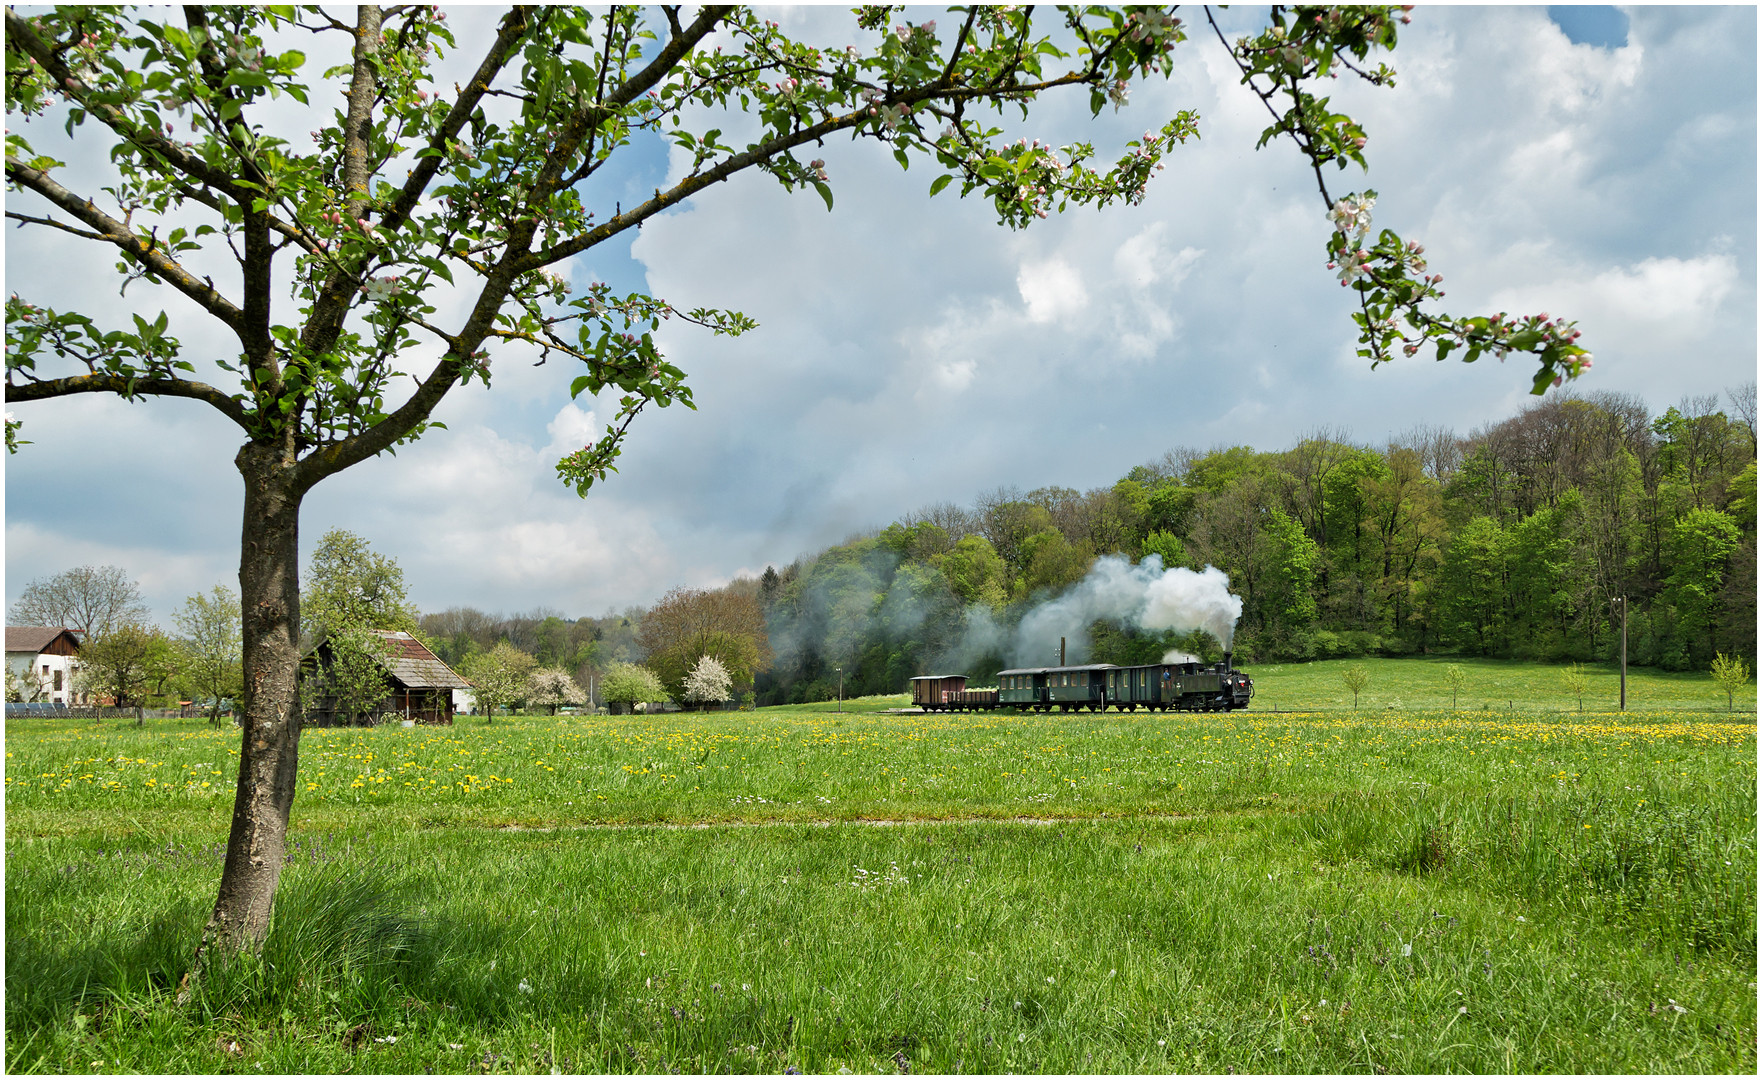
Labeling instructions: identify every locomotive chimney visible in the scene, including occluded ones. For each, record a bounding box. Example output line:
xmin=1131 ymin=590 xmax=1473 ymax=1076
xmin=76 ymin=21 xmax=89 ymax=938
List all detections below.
xmin=1221 ymin=650 xmax=1232 ymax=673
xmin=1060 ymin=637 xmax=1066 ymax=666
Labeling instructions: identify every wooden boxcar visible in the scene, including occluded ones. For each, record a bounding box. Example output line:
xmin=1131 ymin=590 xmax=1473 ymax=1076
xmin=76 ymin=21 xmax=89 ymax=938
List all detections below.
xmin=910 ymin=675 xmax=1000 ymax=712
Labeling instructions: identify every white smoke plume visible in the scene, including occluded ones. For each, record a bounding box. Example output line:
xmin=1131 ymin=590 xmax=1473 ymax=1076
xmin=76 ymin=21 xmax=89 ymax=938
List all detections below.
xmin=1010 ymin=554 xmax=1243 ymax=666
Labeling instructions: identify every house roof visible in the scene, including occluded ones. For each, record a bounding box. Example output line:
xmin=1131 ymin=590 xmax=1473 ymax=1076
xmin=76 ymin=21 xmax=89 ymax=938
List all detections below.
xmin=5 ymin=627 xmax=80 ymax=654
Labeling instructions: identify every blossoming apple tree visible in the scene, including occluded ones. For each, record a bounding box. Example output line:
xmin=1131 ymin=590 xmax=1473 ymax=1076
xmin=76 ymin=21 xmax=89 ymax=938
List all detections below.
xmin=4 ymin=4 xmax=1587 ymax=960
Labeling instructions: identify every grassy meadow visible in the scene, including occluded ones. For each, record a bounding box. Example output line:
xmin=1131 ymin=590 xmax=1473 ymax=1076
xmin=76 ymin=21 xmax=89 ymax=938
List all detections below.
xmin=4 ymin=657 xmax=1755 ymax=1073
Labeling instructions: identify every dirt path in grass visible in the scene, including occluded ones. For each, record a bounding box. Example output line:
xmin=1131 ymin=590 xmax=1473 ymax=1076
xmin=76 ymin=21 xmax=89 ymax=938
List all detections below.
xmin=487 ymin=811 xmax=1211 ymax=833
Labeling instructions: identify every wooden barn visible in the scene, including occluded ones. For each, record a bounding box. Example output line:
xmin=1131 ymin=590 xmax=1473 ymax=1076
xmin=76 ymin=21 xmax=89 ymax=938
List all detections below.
xmin=303 ymin=630 xmax=470 ymax=726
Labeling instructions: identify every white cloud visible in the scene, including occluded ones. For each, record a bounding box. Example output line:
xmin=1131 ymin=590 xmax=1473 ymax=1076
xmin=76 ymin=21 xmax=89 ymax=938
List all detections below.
xmin=1017 ymin=258 xmax=1090 ymax=324
xmin=544 ymin=403 xmax=601 ymax=454
xmin=5 ymin=6 xmax=1754 ymax=625
xmin=1578 ymin=255 xmax=1737 ymax=324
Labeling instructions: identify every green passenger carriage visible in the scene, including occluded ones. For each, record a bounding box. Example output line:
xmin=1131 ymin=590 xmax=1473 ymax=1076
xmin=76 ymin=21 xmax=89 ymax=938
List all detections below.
xmin=930 ymin=656 xmax=1253 ymax=713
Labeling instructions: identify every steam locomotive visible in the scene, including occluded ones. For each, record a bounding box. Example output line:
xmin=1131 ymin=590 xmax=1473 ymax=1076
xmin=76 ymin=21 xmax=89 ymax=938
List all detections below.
xmin=909 ymin=653 xmax=1253 ymax=713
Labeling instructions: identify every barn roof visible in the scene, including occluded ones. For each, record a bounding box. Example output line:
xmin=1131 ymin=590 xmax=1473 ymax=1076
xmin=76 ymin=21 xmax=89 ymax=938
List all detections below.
xmin=368 ymin=631 xmax=472 ymax=690
xmin=5 ymin=627 xmax=80 ymax=654
xmin=310 ymin=630 xmax=472 ymax=690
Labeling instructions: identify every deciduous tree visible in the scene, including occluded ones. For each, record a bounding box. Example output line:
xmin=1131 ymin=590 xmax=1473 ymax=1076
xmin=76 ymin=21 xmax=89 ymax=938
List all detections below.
xmin=1709 ymin=652 xmax=1751 ymax=713
xmin=599 ymin=660 xmax=669 ymax=711
xmin=4 ymin=3 xmax=1586 ymax=962
xmin=74 ymin=622 xmax=178 ymax=710
xmin=1561 ymin=662 xmax=1589 ymax=712
xmin=681 ymin=654 xmax=733 ymax=709
xmin=303 ymin=529 xmax=418 ymax=640
xmin=7 ymin=565 xmax=149 ymax=636
xmin=174 ymin=585 xmax=244 ymax=726
xmin=463 ymin=642 xmax=537 ymax=719
xmin=1442 ymin=663 xmax=1466 ymax=710
xmin=302 ymin=628 xmax=395 ymax=725
xmin=932 ymin=535 xmax=1009 ymax=609
xmin=639 ymin=585 xmax=771 ymax=696
xmin=1341 ymin=663 xmax=1369 ymax=710
xmin=527 ymin=666 xmax=585 ymax=715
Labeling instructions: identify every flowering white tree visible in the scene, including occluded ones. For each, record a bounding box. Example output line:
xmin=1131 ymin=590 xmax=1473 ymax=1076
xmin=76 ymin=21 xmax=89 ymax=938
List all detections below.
xmin=681 ymin=654 xmax=733 ymax=710
xmin=4 ymin=5 xmax=1586 ymax=964
xmin=527 ymin=666 xmax=585 ymax=716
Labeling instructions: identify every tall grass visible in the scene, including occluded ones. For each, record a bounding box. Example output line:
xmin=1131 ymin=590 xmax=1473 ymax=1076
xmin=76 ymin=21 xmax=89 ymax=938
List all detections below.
xmin=4 ymin=690 xmax=1754 ymax=1074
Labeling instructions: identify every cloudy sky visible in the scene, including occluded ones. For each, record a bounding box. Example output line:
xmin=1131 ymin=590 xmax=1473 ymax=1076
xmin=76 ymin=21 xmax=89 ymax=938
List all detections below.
xmin=4 ymin=5 xmax=1755 ymax=628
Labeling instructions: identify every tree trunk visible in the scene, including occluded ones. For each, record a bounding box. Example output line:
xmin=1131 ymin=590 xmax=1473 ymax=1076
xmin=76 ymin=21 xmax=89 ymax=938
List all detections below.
xmin=185 ymin=443 xmax=306 ymax=982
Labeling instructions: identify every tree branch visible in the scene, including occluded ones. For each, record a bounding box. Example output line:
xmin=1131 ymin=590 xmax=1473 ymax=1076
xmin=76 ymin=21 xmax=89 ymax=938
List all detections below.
xmin=4 ymin=9 xmax=264 ymax=209
xmin=300 ymin=6 xmax=533 ymax=360
xmin=377 ymin=7 xmax=533 ymax=237
xmin=523 ymin=66 xmax=1097 ymax=272
xmin=296 ymin=6 xmax=732 ymax=490
xmin=5 ymin=211 xmax=106 ymax=242
xmin=5 ymin=156 xmax=246 ymax=333
xmin=5 ymin=372 xmax=251 ymax=429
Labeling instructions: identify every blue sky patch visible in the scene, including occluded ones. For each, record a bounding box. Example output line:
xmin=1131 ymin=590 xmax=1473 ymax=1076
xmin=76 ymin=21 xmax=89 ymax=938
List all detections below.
xmin=1547 ymin=5 xmax=1630 ymax=49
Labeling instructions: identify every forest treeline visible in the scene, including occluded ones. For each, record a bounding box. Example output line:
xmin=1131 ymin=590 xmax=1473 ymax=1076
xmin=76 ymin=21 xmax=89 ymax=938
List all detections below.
xmin=417 ymin=387 xmax=1754 ymax=706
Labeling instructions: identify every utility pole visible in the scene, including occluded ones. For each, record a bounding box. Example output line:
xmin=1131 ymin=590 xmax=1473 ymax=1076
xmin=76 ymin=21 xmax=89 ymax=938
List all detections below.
xmin=835 ymin=667 xmax=843 ymax=713
xmin=1616 ymin=595 xmax=1628 ymax=711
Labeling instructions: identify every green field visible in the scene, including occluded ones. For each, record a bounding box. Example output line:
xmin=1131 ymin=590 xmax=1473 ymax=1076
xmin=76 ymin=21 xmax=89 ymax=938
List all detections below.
xmin=5 ymin=659 xmax=1756 ymax=1073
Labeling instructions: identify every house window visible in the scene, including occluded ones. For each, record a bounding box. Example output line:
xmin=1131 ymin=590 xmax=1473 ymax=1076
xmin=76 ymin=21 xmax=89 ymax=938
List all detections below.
xmin=53 ymin=669 xmax=62 ymax=691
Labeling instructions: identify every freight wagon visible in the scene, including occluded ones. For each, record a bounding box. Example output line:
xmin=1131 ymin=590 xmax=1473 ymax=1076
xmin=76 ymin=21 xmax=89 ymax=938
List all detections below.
xmin=908 ymin=674 xmax=1000 ymax=711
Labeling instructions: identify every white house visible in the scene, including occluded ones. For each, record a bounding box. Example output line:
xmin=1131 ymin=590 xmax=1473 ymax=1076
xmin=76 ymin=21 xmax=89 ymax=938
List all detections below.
xmin=5 ymin=627 xmax=85 ymax=704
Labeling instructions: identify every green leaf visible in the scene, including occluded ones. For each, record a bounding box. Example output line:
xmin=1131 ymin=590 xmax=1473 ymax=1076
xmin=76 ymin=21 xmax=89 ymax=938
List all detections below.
xmin=893 ymin=147 xmax=910 ymax=171
xmin=929 ymin=173 xmax=953 ymax=197
xmin=811 ymin=180 xmax=834 ymax=212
